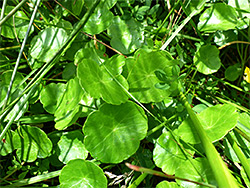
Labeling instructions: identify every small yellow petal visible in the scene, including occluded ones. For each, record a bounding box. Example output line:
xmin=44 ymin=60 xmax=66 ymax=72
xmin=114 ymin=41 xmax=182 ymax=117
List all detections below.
xmin=244 ymin=66 xmax=250 ymax=83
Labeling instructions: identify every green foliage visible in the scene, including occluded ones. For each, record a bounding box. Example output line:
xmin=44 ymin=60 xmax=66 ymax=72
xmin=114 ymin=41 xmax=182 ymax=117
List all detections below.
xmin=0 ymin=0 xmax=250 ymax=187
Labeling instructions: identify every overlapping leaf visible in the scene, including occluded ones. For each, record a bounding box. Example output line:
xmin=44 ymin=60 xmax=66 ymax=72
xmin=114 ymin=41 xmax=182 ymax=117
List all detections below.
xmin=126 ymin=49 xmax=179 ymax=103
xmin=30 ymin=27 xmax=68 ymax=62
xmin=153 ymin=131 xmax=192 ymax=175
xmin=59 ymin=159 xmax=107 ymax=188
xmin=14 ymin=125 xmax=52 ymax=162
xmin=178 ymin=104 xmax=238 ymax=144
xmin=77 ymin=54 xmax=129 ymax=105
xmin=83 ymin=101 xmax=147 ymax=163
xmin=57 ymin=130 xmax=88 ymax=164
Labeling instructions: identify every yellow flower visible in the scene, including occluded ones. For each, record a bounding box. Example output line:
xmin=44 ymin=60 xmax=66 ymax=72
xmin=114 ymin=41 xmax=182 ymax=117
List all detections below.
xmin=244 ymin=66 xmax=250 ymax=83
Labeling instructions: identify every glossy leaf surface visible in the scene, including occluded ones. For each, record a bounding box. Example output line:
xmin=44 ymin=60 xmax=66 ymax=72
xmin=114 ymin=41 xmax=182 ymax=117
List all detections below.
xmin=83 ymin=101 xmax=147 ymax=163
xmin=14 ymin=125 xmax=52 ymax=162
xmin=178 ymin=104 xmax=238 ymax=144
xmin=30 ymin=27 xmax=68 ymax=62
xmin=126 ymin=49 xmax=179 ymax=103
xmin=57 ymin=130 xmax=88 ymax=164
xmin=193 ymin=45 xmax=221 ymax=75
xmin=59 ymin=159 xmax=107 ymax=188
xmin=55 ymin=77 xmax=84 ymax=130
xmin=77 ymin=55 xmax=129 ymax=105
xmin=40 ymin=83 xmax=66 ymax=114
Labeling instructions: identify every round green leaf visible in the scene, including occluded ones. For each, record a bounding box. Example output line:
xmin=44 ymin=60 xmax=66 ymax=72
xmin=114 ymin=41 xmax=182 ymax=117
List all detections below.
xmin=40 ymin=83 xmax=66 ymax=114
xmin=55 ymin=77 xmax=84 ymax=130
xmin=193 ymin=45 xmax=221 ymax=75
xmin=83 ymin=101 xmax=148 ymax=163
xmin=14 ymin=125 xmax=52 ymax=162
xmin=108 ymin=17 xmax=143 ymax=54
xmin=0 ymin=130 xmax=17 ymax=156
xmin=1 ymin=6 xmax=34 ymax=39
xmin=59 ymin=159 xmax=107 ymax=188
xmin=77 ymin=55 xmax=129 ymax=105
xmin=84 ymin=2 xmax=114 ymax=34
xmin=153 ymin=131 xmax=192 ymax=174
xmin=126 ymin=49 xmax=179 ymax=103
xmin=30 ymin=27 xmax=68 ymax=62
xmin=198 ymin=3 xmax=239 ymax=32
xmin=175 ymin=158 xmax=217 ymax=187
xmin=58 ymin=130 xmax=88 ymax=164
xmin=225 ymin=64 xmax=241 ymax=81
xmin=156 ymin=181 xmax=180 ymax=188
xmin=178 ymin=104 xmax=238 ymax=144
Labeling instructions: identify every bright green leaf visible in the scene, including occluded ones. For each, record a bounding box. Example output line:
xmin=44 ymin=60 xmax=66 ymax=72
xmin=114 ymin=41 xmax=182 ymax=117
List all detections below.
xmin=178 ymin=104 xmax=238 ymax=144
xmin=84 ymin=2 xmax=114 ymax=34
xmin=0 ymin=129 xmax=17 ymax=156
xmin=40 ymin=83 xmax=66 ymax=114
xmin=153 ymin=131 xmax=191 ymax=174
xmin=30 ymin=27 xmax=68 ymax=62
xmin=57 ymin=130 xmax=88 ymax=164
xmin=83 ymin=101 xmax=148 ymax=163
xmin=193 ymin=45 xmax=221 ymax=75
xmin=77 ymin=55 xmax=129 ymax=105
xmin=156 ymin=181 xmax=181 ymax=188
xmin=108 ymin=17 xmax=143 ymax=54
xmin=0 ymin=6 xmax=34 ymax=39
xmin=59 ymin=159 xmax=107 ymax=188
xmin=198 ymin=3 xmax=239 ymax=32
xmin=14 ymin=125 xmax=52 ymax=162
xmin=126 ymin=49 xmax=179 ymax=103
xmin=175 ymin=158 xmax=217 ymax=187
xmin=55 ymin=77 xmax=84 ymax=130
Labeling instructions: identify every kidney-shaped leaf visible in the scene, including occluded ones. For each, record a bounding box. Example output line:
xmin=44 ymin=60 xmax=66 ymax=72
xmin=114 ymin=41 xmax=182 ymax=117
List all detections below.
xmin=77 ymin=55 xmax=129 ymax=105
xmin=178 ymin=104 xmax=238 ymax=144
xmin=14 ymin=125 xmax=52 ymax=162
xmin=126 ymin=49 xmax=179 ymax=103
xmin=108 ymin=17 xmax=143 ymax=54
xmin=156 ymin=181 xmax=180 ymax=188
xmin=194 ymin=45 xmax=221 ymax=75
xmin=58 ymin=130 xmax=88 ymax=164
xmin=55 ymin=77 xmax=84 ymax=130
xmin=1 ymin=6 xmax=34 ymax=39
xmin=83 ymin=101 xmax=148 ymax=163
xmin=40 ymin=83 xmax=66 ymax=114
xmin=0 ymin=129 xmax=17 ymax=156
xmin=198 ymin=3 xmax=239 ymax=32
xmin=153 ymin=131 xmax=191 ymax=175
xmin=59 ymin=159 xmax=107 ymax=188
xmin=84 ymin=1 xmax=114 ymax=34
xmin=30 ymin=27 xmax=68 ymax=62
xmin=175 ymin=158 xmax=217 ymax=187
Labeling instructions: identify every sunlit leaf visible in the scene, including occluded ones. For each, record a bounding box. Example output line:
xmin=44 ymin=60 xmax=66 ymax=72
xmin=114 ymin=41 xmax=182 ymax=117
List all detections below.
xmin=83 ymin=101 xmax=147 ymax=163
xmin=77 ymin=55 xmax=129 ymax=105
xmin=198 ymin=3 xmax=240 ymax=32
xmin=57 ymin=130 xmax=88 ymax=164
xmin=14 ymin=125 xmax=52 ymax=162
xmin=153 ymin=131 xmax=192 ymax=174
xmin=40 ymin=83 xmax=66 ymax=114
xmin=55 ymin=77 xmax=84 ymax=130
xmin=126 ymin=49 xmax=179 ymax=103
xmin=156 ymin=181 xmax=180 ymax=188
xmin=59 ymin=159 xmax=107 ymax=188
xmin=175 ymin=158 xmax=217 ymax=187
xmin=30 ymin=27 xmax=68 ymax=62
xmin=0 ymin=129 xmax=17 ymax=156
xmin=0 ymin=6 xmax=34 ymax=39
xmin=178 ymin=104 xmax=238 ymax=144
xmin=193 ymin=45 xmax=221 ymax=75
xmin=108 ymin=17 xmax=143 ymax=54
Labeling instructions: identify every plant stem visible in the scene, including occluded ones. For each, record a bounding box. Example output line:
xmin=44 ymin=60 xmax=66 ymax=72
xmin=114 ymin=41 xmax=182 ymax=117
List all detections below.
xmin=227 ymin=132 xmax=250 ymax=181
xmin=179 ymin=92 xmax=239 ymax=188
